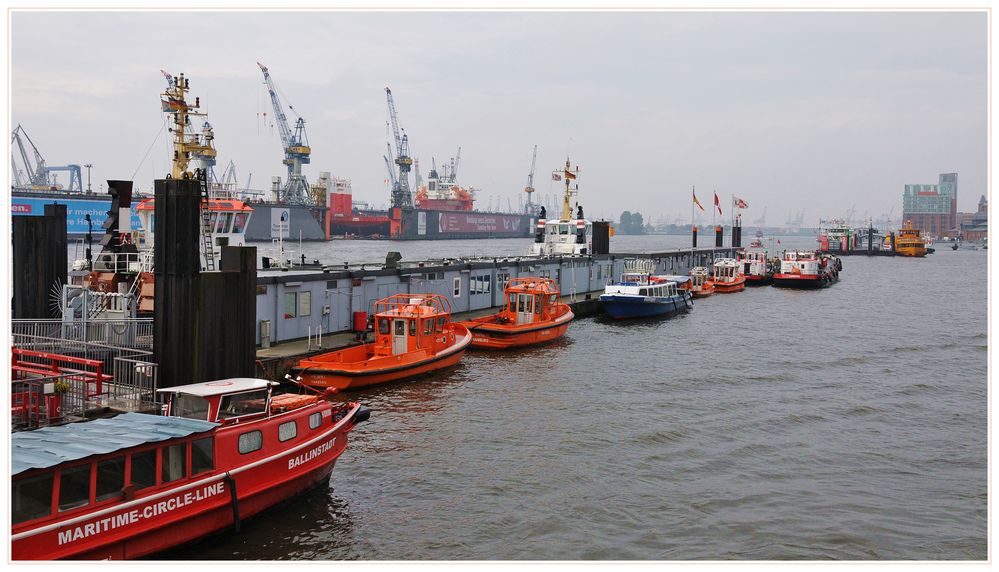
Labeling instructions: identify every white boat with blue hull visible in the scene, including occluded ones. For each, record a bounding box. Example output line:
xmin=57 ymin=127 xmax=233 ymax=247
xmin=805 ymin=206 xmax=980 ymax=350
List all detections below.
xmin=599 ymin=262 xmax=693 ymax=320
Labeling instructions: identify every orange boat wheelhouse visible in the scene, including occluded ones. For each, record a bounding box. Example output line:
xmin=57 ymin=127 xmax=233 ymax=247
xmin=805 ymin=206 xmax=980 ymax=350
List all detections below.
xmin=709 ymin=258 xmax=746 ymax=293
xmin=460 ymin=277 xmax=574 ymax=349
xmin=291 ymin=294 xmax=472 ymax=390
xmin=686 ymin=266 xmax=715 ymax=298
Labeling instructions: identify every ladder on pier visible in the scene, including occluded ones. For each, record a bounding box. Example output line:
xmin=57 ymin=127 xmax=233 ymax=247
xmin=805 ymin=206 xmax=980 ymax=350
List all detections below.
xmin=198 ymin=172 xmax=216 ymax=272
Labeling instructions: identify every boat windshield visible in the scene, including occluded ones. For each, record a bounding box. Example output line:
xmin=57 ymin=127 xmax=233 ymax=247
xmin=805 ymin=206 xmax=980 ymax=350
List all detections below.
xmin=171 ymin=393 xmax=210 ymax=421
xmin=218 ymin=390 xmax=269 ymax=420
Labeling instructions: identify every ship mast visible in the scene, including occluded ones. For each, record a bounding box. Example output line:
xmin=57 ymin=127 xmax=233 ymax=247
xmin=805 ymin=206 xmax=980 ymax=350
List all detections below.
xmin=561 ymin=157 xmax=579 ymax=220
xmin=160 ymin=71 xmax=214 ymax=179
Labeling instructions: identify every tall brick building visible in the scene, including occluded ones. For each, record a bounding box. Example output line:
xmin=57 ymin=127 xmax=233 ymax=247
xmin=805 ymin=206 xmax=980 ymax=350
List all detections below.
xmin=902 ymin=173 xmax=957 ymax=238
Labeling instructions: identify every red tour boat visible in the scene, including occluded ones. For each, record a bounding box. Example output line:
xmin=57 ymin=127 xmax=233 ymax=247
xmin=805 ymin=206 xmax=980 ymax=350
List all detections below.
xmin=11 ymin=378 xmax=369 ymax=560
xmin=291 ymin=294 xmax=473 ymax=390
xmin=460 ymin=277 xmax=574 ymax=349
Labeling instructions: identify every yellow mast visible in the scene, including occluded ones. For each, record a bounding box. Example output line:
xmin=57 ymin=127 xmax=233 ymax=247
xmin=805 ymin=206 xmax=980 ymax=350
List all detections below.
xmin=561 ymin=157 xmax=579 ymax=220
xmin=161 ymin=71 xmax=215 ymax=179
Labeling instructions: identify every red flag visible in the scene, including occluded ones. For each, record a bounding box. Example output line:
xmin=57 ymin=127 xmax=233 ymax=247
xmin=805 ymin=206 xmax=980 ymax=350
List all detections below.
xmin=714 ymin=192 xmax=722 ymax=215
xmin=736 ymin=197 xmax=748 ymax=209
xmin=693 ymin=189 xmax=705 ymax=212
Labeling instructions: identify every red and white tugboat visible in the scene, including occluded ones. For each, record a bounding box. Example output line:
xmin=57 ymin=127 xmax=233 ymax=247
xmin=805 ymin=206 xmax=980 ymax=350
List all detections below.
xmin=737 ymin=249 xmax=773 ymax=286
xmin=11 ymin=378 xmax=369 ymax=560
xmin=772 ymin=250 xmax=841 ymax=288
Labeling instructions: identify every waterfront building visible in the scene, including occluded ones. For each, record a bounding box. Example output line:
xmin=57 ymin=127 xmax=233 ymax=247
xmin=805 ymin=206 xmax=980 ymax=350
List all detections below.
xmin=902 ymin=172 xmax=957 ymax=238
xmin=960 ymin=195 xmax=988 ymax=242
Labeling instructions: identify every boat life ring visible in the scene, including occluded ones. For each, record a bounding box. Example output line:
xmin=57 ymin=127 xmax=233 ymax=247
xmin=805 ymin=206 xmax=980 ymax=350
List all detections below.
xmin=120 ymin=233 xmax=132 ymax=246
xmin=439 ymin=336 xmax=446 ymax=344
xmin=98 ymin=281 xmax=108 ymax=292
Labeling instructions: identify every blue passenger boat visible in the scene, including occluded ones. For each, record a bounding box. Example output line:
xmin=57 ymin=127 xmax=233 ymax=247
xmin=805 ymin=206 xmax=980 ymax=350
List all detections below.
xmin=599 ymin=264 xmax=693 ymax=320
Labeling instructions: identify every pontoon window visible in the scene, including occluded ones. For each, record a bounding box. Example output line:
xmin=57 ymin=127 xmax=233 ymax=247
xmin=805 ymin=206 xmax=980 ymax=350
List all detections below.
xmin=171 ymin=393 xmax=210 ymax=421
xmin=131 ymin=449 xmax=156 ymax=490
xmin=191 ymin=437 xmax=214 ymax=475
xmin=13 ymin=472 xmax=53 ymax=524
xmin=238 ymin=431 xmax=263 ymax=454
xmin=161 ymin=443 xmax=187 ymax=483
xmin=278 ymin=421 xmax=298 ymax=442
xmin=218 ymin=390 xmax=269 ymax=420
xmin=58 ymin=464 xmax=91 ymax=511
xmin=96 ymin=457 xmax=126 ymax=502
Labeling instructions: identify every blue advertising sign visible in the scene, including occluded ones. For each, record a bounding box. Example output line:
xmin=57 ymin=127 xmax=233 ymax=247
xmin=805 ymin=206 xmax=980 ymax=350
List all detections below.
xmin=10 ymin=196 xmax=144 ymax=234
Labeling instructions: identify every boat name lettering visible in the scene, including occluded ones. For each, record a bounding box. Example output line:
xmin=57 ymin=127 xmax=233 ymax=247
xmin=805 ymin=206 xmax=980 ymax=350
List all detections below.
xmin=288 ymin=438 xmax=336 ymax=470
xmin=56 ymin=482 xmax=226 ymax=546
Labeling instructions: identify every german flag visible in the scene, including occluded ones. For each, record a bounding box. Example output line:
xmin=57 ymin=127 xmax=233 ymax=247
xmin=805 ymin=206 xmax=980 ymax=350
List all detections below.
xmin=564 ymin=170 xmax=577 ymax=180
xmin=693 ymin=189 xmax=705 ymax=212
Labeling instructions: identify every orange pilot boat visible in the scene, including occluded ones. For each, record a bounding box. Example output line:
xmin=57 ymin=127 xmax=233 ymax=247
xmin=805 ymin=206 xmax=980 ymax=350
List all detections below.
xmin=291 ymin=294 xmax=472 ymax=390
xmin=687 ymin=266 xmax=715 ymax=298
xmin=460 ymin=277 xmax=574 ymax=350
xmin=708 ymin=258 xmax=746 ymax=293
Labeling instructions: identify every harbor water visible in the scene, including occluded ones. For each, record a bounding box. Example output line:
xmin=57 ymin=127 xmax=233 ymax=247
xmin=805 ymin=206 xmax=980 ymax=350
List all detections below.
xmin=154 ymin=235 xmax=986 ymax=560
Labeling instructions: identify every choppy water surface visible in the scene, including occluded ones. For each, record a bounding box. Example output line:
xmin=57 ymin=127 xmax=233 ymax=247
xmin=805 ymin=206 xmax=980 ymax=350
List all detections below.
xmin=163 ymin=236 xmax=987 ymax=560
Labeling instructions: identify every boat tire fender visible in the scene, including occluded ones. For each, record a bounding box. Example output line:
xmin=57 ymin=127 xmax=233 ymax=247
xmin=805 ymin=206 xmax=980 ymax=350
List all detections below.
xmin=225 ymin=473 xmax=240 ymax=533
xmin=354 ymin=406 xmax=372 ymax=424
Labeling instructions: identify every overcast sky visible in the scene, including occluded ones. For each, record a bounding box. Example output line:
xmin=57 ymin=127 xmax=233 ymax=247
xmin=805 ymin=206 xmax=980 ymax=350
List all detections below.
xmin=10 ymin=10 xmax=987 ymax=225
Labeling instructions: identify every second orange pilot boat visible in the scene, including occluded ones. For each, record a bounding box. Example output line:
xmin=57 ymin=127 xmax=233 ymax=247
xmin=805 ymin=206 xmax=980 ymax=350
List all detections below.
xmin=460 ymin=277 xmax=574 ymax=349
xmin=291 ymin=294 xmax=472 ymax=390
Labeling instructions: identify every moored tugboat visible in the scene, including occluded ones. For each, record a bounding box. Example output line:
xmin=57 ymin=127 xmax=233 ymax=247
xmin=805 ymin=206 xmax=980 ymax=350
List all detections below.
xmin=738 ymin=249 xmax=773 ymax=285
xmin=772 ymin=250 xmax=841 ymax=288
xmin=291 ymin=294 xmax=472 ymax=390
xmin=686 ymin=266 xmax=715 ymax=298
xmin=460 ymin=277 xmax=573 ymax=349
xmin=11 ymin=379 xmax=369 ymax=560
xmin=708 ymin=258 xmax=746 ymax=293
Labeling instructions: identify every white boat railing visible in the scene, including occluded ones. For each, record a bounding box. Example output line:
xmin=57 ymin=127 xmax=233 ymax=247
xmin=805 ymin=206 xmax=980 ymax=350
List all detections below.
xmin=11 ymin=319 xmax=154 ymax=351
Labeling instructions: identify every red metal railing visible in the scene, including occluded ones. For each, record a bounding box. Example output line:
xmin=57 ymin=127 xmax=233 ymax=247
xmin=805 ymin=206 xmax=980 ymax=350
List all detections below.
xmin=11 ymin=348 xmax=111 ymax=398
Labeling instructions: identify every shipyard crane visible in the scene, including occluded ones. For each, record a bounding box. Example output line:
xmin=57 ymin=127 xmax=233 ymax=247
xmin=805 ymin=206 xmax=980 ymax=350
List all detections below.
xmin=752 ymin=206 xmax=767 ymax=226
xmin=523 ymin=144 xmax=538 ymax=214
xmin=448 ymin=147 xmax=461 ymax=183
xmin=383 ymin=142 xmax=398 ymax=189
xmin=11 ymin=124 xmax=83 ymax=192
xmin=385 ymin=87 xmax=413 ymax=209
xmin=258 ymin=62 xmax=312 ymax=205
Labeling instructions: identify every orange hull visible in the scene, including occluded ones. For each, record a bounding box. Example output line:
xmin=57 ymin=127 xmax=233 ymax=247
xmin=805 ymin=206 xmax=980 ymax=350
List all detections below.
xmin=710 ymin=276 xmax=746 ymax=293
xmin=293 ymin=326 xmax=472 ymax=390
xmin=462 ymin=311 xmax=573 ymax=350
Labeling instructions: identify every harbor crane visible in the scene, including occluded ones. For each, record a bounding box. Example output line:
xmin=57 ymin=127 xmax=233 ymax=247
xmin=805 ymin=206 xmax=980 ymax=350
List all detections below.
xmin=383 ymin=142 xmax=398 ymax=190
xmin=753 ymin=206 xmax=767 ymax=226
xmin=258 ymin=62 xmax=312 ymax=205
xmin=524 ymin=144 xmax=538 ymax=214
xmin=385 ymin=87 xmax=413 ymax=209
xmin=11 ymin=124 xmax=82 ymax=192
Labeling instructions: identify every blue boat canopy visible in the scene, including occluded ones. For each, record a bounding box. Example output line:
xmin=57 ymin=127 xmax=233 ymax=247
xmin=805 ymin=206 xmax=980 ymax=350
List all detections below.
xmin=12 ymin=413 xmax=218 ymax=476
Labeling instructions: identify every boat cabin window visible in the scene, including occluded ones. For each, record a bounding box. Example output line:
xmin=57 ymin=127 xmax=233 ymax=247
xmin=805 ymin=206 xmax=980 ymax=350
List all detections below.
xmin=549 ymin=294 xmax=558 ymax=306
xmin=233 ymin=212 xmax=248 ymax=234
xmin=219 ymin=390 xmax=269 ymax=420
xmin=238 ymin=430 xmax=263 ymax=454
xmin=191 ymin=437 xmax=214 ymax=476
xmin=409 ymin=319 xmax=417 ymax=337
xmin=559 ymin=224 xmax=570 ymax=235
xmin=171 ymin=393 xmax=210 ymax=421
xmin=131 ymin=449 xmax=157 ymax=491
xmin=424 ymin=319 xmax=433 ymax=335
xmin=394 ymin=320 xmax=405 ymax=336
xmin=13 ymin=472 xmax=54 ymax=524
xmin=309 ymin=412 xmax=323 ymax=429
xmin=379 ymin=318 xmax=390 ymax=335
xmin=96 ymin=457 xmax=126 ymax=502
xmin=58 ymin=464 xmax=91 ymax=511
xmin=161 ymin=443 xmax=187 ymax=483
xmin=437 ymin=316 xmax=446 ymax=330
xmin=278 ymin=421 xmax=298 ymax=442
xmin=509 ymin=293 xmax=516 ymax=309
xmin=639 ymin=288 xmax=649 ymax=296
